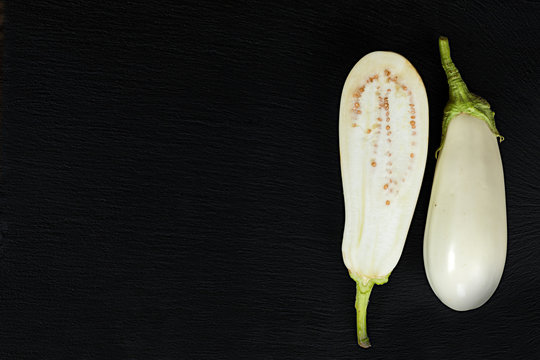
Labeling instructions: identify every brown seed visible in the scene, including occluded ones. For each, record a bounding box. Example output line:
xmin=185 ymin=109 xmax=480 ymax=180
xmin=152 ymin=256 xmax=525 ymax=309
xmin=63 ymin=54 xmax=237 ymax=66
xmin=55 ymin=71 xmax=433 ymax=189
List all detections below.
xmin=410 ymin=153 xmax=414 ymax=158
xmin=386 ymin=200 xmax=390 ymax=205
xmin=371 ymin=161 xmax=377 ymax=167
xmin=386 ymin=125 xmax=390 ymax=130
xmin=384 ymin=184 xmax=388 ymax=190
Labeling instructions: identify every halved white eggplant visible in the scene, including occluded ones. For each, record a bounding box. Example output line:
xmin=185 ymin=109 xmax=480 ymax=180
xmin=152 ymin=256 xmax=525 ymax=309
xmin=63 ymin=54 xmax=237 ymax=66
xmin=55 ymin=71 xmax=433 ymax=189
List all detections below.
xmin=340 ymin=52 xmax=428 ymax=347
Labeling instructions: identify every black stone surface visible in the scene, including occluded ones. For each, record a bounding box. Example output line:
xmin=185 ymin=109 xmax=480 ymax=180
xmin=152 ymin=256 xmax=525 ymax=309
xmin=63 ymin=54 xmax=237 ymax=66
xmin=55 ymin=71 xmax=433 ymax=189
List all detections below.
xmin=1 ymin=1 xmax=539 ymax=359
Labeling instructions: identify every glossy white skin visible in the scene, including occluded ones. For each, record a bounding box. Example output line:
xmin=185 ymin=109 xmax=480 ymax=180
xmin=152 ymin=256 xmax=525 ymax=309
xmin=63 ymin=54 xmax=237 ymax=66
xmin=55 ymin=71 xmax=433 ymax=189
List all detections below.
xmin=424 ymin=113 xmax=507 ymax=311
xmin=340 ymin=52 xmax=428 ymax=281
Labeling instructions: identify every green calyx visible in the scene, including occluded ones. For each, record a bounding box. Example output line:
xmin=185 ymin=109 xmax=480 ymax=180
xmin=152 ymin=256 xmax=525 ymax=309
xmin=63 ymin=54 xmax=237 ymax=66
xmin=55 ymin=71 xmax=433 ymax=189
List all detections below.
xmin=349 ymin=272 xmax=390 ymax=348
xmin=436 ymin=36 xmax=503 ymax=158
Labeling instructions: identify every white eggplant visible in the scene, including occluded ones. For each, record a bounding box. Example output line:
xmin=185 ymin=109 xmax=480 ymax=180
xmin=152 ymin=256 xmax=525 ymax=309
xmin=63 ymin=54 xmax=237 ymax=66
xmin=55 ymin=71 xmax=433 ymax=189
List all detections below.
xmin=340 ymin=52 xmax=428 ymax=347
xmin=423 ymin=37 xmax=506 ymax=311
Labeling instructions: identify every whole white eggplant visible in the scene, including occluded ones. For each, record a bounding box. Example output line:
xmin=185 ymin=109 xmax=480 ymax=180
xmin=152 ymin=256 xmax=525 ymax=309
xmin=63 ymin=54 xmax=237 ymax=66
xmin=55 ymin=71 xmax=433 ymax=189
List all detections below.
xmin=423 ymin=37 xmax=506 ymax=311
xmin=340 ymin=52 xmax=428 ymax=347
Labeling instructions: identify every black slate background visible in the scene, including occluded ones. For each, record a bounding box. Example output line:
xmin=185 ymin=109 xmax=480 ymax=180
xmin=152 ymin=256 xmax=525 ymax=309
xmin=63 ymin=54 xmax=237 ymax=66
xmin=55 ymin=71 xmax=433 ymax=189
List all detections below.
xmin=1 ymin=1 xmax=539 ymax=359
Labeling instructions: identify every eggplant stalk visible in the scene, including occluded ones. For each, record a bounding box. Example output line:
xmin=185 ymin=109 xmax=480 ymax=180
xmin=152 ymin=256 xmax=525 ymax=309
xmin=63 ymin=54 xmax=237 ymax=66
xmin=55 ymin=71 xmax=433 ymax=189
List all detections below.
xmin=352 ymin=274 xmax=389 ymax=348
xmin=436 ymin=36 xmax=503 ymax=157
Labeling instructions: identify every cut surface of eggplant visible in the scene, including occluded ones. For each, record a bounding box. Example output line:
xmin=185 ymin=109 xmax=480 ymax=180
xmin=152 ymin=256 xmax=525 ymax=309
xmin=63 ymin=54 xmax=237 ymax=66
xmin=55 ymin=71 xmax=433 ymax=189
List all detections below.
xmin=339 ymin=52 xmax=428 ymax=347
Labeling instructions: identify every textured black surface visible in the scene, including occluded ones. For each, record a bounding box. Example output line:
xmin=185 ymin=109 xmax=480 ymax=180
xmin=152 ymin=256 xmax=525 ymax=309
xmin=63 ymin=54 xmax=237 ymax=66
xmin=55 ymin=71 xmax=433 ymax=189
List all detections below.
xmin=1 ymin=1 xmax=540 ymax=359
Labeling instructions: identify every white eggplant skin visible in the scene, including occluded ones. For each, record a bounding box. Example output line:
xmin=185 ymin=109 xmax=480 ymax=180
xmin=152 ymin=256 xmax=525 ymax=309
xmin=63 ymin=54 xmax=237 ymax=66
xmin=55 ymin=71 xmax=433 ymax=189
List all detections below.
xmin=424 ymin=113 xmax=506 ymax=311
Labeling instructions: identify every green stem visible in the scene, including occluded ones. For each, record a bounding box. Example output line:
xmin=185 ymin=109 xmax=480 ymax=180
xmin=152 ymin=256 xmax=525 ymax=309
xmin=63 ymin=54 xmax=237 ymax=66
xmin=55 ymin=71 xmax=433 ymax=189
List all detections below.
xmin=439 ymin=37 xmax=471 ymax=105
xmin=436 ymin=36 xmax=503 ymax=158
xmin=350 ymin=274 xmax=390 ymax=348
xmin=355 ymin=280 xmax=374 ymax=348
